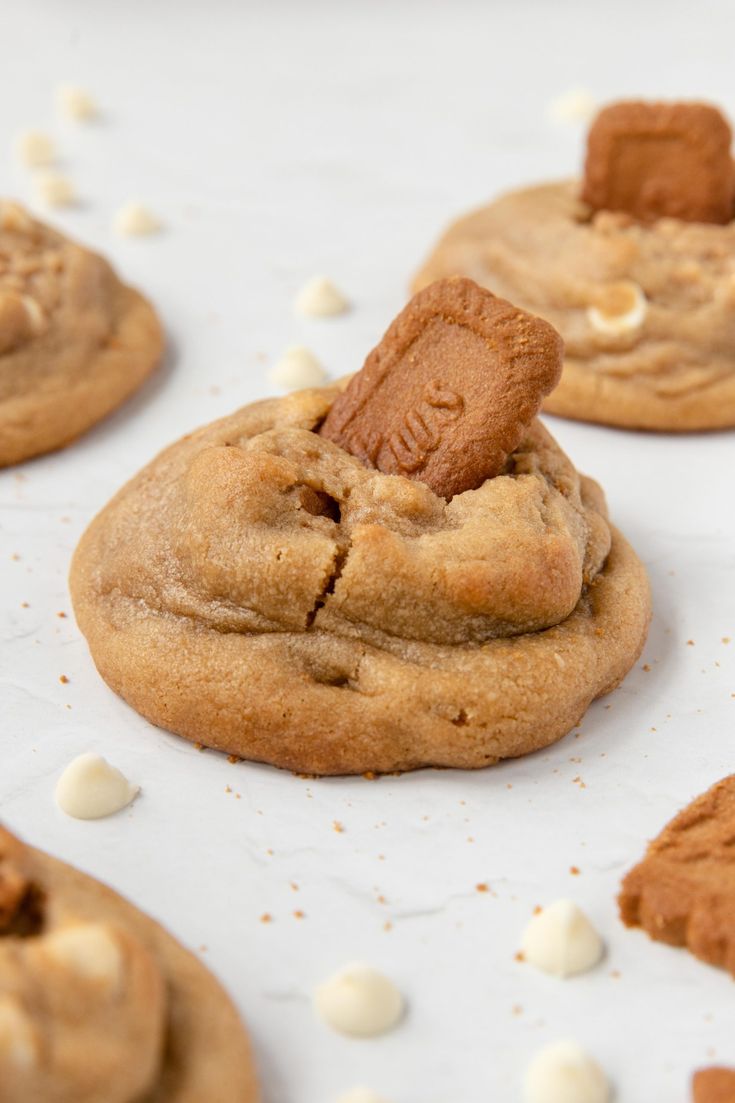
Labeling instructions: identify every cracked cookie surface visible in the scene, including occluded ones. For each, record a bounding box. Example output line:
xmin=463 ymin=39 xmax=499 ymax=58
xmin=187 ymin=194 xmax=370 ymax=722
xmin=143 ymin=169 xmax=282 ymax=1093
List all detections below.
xmin=70 ymin=384 xmax=650 ymax=775
xmin=413 ymin=181 xmax=735 ymax=430
xmin=0 ymin=201 xmax=163 ymax=466
xmin=0 ymin=826 xmax=258 ymax=1102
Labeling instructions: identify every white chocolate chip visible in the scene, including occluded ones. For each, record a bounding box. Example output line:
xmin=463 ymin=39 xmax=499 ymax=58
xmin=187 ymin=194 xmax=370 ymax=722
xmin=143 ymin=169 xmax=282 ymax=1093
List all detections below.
xmin=43 ymin=923 xmax=123 ymax=987
xmin=587 ymin=281 xmax=647 ymax=336
xmin=294 ymin=275 xmax=350 ymax=318
xmin=336 ymin=1089 xmax=392 ymax=1103
xmin=55 ymin=83 xmax=98 ymax=121
xmin=0 ymin=997 xmax=39 ymax=1069
xmin=314 ymin=963 xmax=404 ymax=1037
xmin=112 ymin=201 xmax=161 ymax=237
xmin=55 ymin=752 xmax=139 ymax=820
xmin=21 ymin=296 xmax=46 ymax=336
xmin=548 ymin=89 xmax=597 ymax=124
xmin=520 ymin=899 xmax=603 ymax=978
xmin=33 ymin=171 xmax=76 ymax=209
xmin=14 ymin=130 xmax=56 ymax=168
xmin=524 ymin=1040 xmax=610 ymax=1103
xmin=269 ymin=345 xmax=327 ymax=391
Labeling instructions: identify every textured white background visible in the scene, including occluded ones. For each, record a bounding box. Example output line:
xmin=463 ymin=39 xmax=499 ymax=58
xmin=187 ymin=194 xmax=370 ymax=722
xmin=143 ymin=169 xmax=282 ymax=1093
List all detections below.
xmin=1 ymin=2 xmax=735 ymax=1100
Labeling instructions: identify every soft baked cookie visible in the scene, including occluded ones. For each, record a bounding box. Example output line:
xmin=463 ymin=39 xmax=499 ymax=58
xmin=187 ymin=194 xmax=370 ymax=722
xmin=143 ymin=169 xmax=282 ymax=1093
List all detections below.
xmin=0 ymin=825 xmax=258 ymax=1102
xmin=693 ymin=1068 xmax=735 ymax=1103
xmin=619 ymin=775 xmax=735 ymax=977
xmin=0 ymin=200 xmax=163 ymax=466
xmin=70 ymin=284 xmax=650 ymax=775
xmin=414 ymin=101 xmax=735 ymax=431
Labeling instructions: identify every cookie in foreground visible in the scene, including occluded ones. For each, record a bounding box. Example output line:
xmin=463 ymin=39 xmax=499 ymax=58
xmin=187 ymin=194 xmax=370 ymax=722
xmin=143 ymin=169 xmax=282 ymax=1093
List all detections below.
xmin=70 ymin=278 xmax=650 ymax=775
xmin=692 ymin=1067 xmax=735 ymax=1103
xmin=619 ymin=774 xmax=735 ymax=976
xmin=0 ymin=824 xmax=259 ymax=1102
xmin=0 ymin=201 xmax=163 ymax=466
xmin=413 ymin=100 xmax=735 ymax=431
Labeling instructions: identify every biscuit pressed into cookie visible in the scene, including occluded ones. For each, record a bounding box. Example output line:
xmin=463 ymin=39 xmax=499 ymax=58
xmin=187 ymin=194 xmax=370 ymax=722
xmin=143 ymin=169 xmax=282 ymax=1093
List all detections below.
xmin=0 ymin=825 xmax=259 ymax=1102
xmin=0 ymin=201 xmax=163 ymax=466
xmin=620 ymin=775 xmax=735 ymax=976
xmin=70 ymin=379 xmax=651 ymax=775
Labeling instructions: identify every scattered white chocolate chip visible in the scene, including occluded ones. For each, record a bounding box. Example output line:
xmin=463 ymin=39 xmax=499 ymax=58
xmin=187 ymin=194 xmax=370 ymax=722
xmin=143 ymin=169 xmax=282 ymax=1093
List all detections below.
xmin=14 ymin=130 xmax=55 ymax=168
xmin=336 ymin=1089 xmax=392 ymax=1103
xmin=587 ymin=281 xmax=647 ymax=336
xmin=55 ymin=752 xmax=139 ymax=820
xmin=55 ymin=83 xmax=97 ymax=121
xmin=314 ymin=963 xmax=404 ymax=1037
xmin=548 ymin=88 xmax=598 ymax=124
xmin=0 ymin=997 xmax=39 ymax=1069
xmin=33 ymin=171 xmax=76 ymax=209
xmin=524 ymin=1040 xmax=610 ymax=1103
xmin=520 ymin=899 xmax=603 ymax=978
xmin=43 ymin=923 xmax=123 ymax=987
xmin=269 ymin=345 xmax=327 ymax=391
xmin=294 ymin=275 xmax=350 ymax=318
xmin=112 ymin=201 xmax=161 ymax=237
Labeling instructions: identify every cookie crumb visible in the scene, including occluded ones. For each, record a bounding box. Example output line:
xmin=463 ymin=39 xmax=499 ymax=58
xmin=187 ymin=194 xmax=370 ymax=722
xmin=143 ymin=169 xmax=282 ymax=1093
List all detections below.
xmin=476 ymin=882 xmax=489 ymax=893
xmin=227 ymin=754 xmax=240 ymax=764
xmin=687 ymin=639 xmax=695 ymax=646
xmin=55 ymin=84 xmax=98 ymax=120
xmin=642 ymin=663 xmax=651 ymax=672
xmin=333 ymin=820 xmax=345 ymax=834
xmin=15 ymin=130 xmax=55 ymax=167
xmin=722 ymin=637 xmax=731 ymax=645
xmin=259 ymin=913 xmax=273 ymax=924
xmin=293 ymin=910 xmax=305 ymax=920
xmin=113 ymin=201 xmax=161 ymax=237
xmin=59 ymin=674 xmax=69 ymax=684
xmin=570 ymin=866 xmax=581 ymax=876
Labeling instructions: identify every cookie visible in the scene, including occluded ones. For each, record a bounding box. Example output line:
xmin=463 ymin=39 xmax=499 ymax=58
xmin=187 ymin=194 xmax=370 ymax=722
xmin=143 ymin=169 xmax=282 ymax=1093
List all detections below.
xmin=0 ymin=825 xmax=258 ymax=1102
xmin=693 ymin=1068 xmax=735 ymax=1103
xmin=0 ymin=201 xmax=163 ymax=466
xmin=413 ymin=103 xmax=735 ymax=432
xmin=619 ymin=775 xmax=735 ymax=976
xmin=70 ymin=309 xmax=650 ymax=774
xmin=319 ymin=278 xmax=562 ymax=498
xmin=582 ymin=101 xmax=735 ymax=225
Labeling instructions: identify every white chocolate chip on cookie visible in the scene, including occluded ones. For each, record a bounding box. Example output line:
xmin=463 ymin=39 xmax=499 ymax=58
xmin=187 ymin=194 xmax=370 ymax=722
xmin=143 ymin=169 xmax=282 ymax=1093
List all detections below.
xmin=587 ymin=280 xmax=647 ymax=336
xmin=55 ymin=84 xmax=98 ymax=121
xmin=43 ymin=923 xmax=123 ymax=987
xmin=524 ymin=1040 xmax=610 ymax=1103
xmin=113 ymin=202 xmax=161 ymax=237
xmin=34 ymin=171 xmax=76 ymax=209
xmin=14 ymin=130 xmax=55 ymax=168
xmin=55 ymin=752 xmax=139 ymax=820
xmin=269 ymin=345 xmax=327 ymax=390
xmin=294 ymin=275 xmax=350 ymax=317
xmin=520 ymin=899 xmax=603 ymax=978
xmin=314 ymin=963 xmax=404 ymax=1037
xmin=0 ymin=997 xmax=40 ymax=1069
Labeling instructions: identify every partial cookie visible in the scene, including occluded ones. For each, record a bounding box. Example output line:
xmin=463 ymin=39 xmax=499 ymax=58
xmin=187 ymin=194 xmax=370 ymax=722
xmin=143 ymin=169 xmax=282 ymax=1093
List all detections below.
xmin=319 ymin=278 xmax=562 ymax=498
xmin=0 ymin=201 xmax=163 ymax=466
xmin=71 ymin=327 xmax=650 ymax=774
xmin=619 ymin=775 xmax=735 ymax=976
xmin=0 ymin=825 xmax=258 ymax=1102
xmin=413 ymin=101 xmax=735 ymax=431
xmin=693 ymin=1068 xmax=735 ymax=1103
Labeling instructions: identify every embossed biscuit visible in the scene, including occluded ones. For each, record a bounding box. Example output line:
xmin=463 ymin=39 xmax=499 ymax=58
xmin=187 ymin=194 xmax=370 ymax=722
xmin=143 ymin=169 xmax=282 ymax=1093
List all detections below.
xmin=693 ymin=1068 xmax=735 ymax=1103
xmin=319 ymin=278 xmax=563 ymax=499
xmin=619 ymin=775 xmax=735 ymax=976
xmin=583 ymin=101 xmax=735 ymax=224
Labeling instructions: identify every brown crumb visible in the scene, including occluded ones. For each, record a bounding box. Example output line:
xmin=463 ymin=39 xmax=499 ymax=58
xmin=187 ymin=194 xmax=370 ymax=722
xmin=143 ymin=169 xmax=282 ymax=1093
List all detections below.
xmin=570 ymin=866 xmax=581 ymax=876
xmin=363 ymin=771 xmax=377 ymax=780
xmin=20 ymin=602 xmax=29 ymax=608
xmin=198 ymin=944 xmax=208 ymax=953
xmin=227 ymin=754 xmax=240 ymax=764
xmin=290 ymin=882 xmax=299 ymax=892
xmin=723 ymin=637 xmax=731 ymax=645
xmin=514 ymin=951 xmax=526 ymax=963
xmin=293 ymin=910 xmax=305 ymax=920
xmin=224 ymin=785 xmax=232 ymax=794
xmin=476 ymin=882 xmax=489 ymax=893
xmin=610 ymin=969 xmax=621 ymax=979
xmin=194 ymin=743 xmax=205 ymax=752
xmin=642 ymin=663 xmax=651 ymax=672
xmin=511 ymin=1004 xmax=523 ymax=1016
xmin=533 ymin=904 xmax=543 ymax=915
xmin=59 ymin=674 xmax=69 ymax=684
xmin=687 ymin=639 xmax=695 ymax=646
xmin=333 ymin=820 xmax=345 ymax=834
xmin=467 ymin=836 xmax=475 ymax=843
xmin=377 ymin=894 xmax=387 ymax=905
xmin=57 ymin=611 xmax=67 ymax=618
xmin=383 ymin=920 xmax=393 ymax=932
xmin=259 ymin=913 xmax=273 ymax=924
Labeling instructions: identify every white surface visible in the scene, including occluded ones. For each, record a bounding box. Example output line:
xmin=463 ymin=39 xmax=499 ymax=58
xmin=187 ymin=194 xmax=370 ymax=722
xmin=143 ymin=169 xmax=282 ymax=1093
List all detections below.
xmin=1 ymin=2 xmax=735 ymax=1100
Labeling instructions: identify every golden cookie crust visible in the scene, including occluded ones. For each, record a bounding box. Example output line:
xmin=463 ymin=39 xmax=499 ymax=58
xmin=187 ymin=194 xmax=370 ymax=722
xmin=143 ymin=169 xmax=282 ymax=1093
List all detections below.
xmin=413 ymin=181 xmax=735 ymax=431
xmin=70 ymin=385 xmax=650 ymax=776
xmin=0 ymin=202 xmax=163 ymax=466
xmin=0 ymin=826 xmax=259 ymax=1102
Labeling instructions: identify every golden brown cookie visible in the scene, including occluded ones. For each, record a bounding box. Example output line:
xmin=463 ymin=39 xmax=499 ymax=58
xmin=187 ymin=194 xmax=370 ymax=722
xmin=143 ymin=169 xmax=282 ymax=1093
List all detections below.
xmin=0 ymin=201 xmax=163 ymax=466
xmin=619 ymin=775 xmax=735 ymax=976
xmin=70 ymin=360 xmax=650 ymax=775
xmin=0 ymin=825 xmax=258 ymax=1102
xmin=583 ymin=101 xmax=735 ymax=224
xmin=693 ymin=1068 xmax=735 ymax=1103
xmin=319 ymin=278 xmax=562 ymax=498
xmin=413 ymin=104 xmax=735 ymax=431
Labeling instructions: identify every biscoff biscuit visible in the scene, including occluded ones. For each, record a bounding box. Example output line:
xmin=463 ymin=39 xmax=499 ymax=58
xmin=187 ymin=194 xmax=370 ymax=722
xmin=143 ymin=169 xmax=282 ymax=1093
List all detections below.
xmin=582 ymin=100 xmax=735 ymax=224
xmin=693 ymin=1068 xmax=735 ymax=1103
xmin=319 ymin=278 xmax=563 ymax=499
xmin=619 ymin=775 xmax=735 ymax=975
